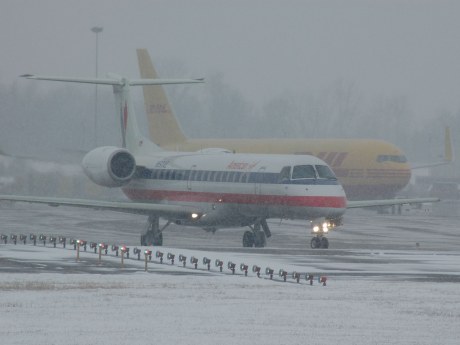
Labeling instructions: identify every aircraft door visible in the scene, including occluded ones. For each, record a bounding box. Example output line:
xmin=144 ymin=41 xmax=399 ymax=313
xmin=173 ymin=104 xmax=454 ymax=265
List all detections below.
xmin=187 ymin=165 xmax=197 ymax=191
xmin=254 ymin=167 xmax=266 ymax=195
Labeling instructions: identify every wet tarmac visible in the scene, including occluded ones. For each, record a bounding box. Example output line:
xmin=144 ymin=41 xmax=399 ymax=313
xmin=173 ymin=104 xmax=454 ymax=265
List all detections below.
xmin=1 ymin=202 xmax=459 ymax=282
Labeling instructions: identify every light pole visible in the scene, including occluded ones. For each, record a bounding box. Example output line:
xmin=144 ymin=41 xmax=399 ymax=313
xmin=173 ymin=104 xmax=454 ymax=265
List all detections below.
xmin=91 ymin=26 xmax=103 ymax=146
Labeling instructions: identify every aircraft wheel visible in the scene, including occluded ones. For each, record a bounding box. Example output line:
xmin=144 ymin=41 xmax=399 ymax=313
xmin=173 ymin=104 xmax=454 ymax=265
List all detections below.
xmin=243 ymin=231 xmax=255 ymax=247
xmin=320 ymin=237 xmax=329 ymax=249
xmin=141 ymin=231 xmax=163 ymax=246
xmin=311 ymin=237 xmax=321 ymax=249
xmin=153 ymin=232 xmax=163 ymax=246
xmin=254 ymin=231 xmax=266 ymax=248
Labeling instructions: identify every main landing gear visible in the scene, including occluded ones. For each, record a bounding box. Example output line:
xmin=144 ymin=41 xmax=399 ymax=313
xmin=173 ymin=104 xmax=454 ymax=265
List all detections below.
xmin=242 ymin=219 xmax=272 ymax=248
xmin=141 ymin=215 xmax=170 ymax=246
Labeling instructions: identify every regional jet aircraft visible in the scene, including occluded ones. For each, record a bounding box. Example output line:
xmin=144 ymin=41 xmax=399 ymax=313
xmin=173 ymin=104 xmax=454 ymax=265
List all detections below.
xmin=0 ymin=72 xmax=438 ymax=249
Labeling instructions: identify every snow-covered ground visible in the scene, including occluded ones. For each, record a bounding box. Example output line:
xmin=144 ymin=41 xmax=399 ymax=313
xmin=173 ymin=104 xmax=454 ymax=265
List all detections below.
xmin=1 ymin=204 xmax=460 ymax=344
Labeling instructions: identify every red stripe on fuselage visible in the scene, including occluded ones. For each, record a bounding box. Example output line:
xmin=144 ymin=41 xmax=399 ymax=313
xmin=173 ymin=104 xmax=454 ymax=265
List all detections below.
xmin=123 ymin=189 xmax=347 ymax=209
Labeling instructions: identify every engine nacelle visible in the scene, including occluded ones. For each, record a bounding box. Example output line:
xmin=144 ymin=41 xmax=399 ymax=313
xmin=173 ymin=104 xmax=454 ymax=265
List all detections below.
xmin=82 ymin=146 xmax=136 ymax=187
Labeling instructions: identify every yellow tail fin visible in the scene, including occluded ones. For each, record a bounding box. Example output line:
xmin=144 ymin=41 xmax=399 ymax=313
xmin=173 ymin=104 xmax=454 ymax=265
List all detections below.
xmin=136 ymin=49 xmax=187 ymax=148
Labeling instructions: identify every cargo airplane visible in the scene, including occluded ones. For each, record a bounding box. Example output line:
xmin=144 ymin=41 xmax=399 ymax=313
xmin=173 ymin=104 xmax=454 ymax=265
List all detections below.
xmin=0 ymin=72 xmax=438 ymax=249
xmin=137 ymin=49 xmax=452 ymax=200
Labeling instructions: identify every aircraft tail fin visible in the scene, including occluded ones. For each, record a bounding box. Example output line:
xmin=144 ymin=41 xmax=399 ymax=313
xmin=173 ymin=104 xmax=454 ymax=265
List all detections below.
xmin=137 ymin=49 xmax=188 ymax=148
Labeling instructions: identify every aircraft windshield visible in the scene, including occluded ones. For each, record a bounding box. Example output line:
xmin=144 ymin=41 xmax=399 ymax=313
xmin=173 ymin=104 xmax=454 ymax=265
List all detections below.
xmin=315 ymin=165 xmax=337 ymax=180
xmin=292 ymin=165 xmax=316 ymax=179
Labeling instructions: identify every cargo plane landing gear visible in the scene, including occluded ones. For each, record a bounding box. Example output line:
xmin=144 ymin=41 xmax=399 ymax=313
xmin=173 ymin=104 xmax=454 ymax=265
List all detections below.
xmin=141 ymin=215 xmax=171 ymax=246
xmin=242 ymin=219 xmax=271 ymax=248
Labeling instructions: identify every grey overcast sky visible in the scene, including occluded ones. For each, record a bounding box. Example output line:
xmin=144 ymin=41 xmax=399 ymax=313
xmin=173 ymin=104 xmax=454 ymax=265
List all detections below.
xmin=2 ymin=0 xmax=460 ymax=121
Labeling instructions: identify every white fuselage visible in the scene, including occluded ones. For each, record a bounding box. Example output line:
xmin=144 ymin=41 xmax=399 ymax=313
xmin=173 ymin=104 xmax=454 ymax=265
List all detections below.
xmin=122 ymin=151 xmax=347 ymax=229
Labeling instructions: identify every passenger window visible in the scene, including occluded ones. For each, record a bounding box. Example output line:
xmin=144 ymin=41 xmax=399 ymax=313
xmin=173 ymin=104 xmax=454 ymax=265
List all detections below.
xmin=234 ymin=172 xmax=242 ymax=182
xmin=241 ymin=172 xmax=250 ymax=183
xmin=209 ymin=171 xmax=216 ymax=182
xmin=292 ymin=165 xmax=316 ymax=179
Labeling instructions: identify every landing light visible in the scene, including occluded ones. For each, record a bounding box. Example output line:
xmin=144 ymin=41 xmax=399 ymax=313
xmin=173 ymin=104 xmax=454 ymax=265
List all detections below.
xmin=20 ymin=234 xmax=27 ymax=245
xmin=133 ymin=247 xmax=141 ymax=260
xmin=215 ymin=259 xmax=224 ymax=272
xmin=240 ymin=263 xmax=248 ymax=276
xmin=190 ymin=256 xmax=198 ymax=269
xmin=313 ymin=226 xmax=320 ymax=233
xmin=156 ymin=251 xmax=164 ymax=263
xmin=279 ymin=269 xmax=288 ymax=282
xmin=202 ymin=257 xmax=211 ymax=270
xmin=265 ymin=267 xmax=274 ymax=280
xmin=191 ymin=213 xmax=200 ymax=219
xmin=144 ymin=250 xmax=153 ymax=261
xmin=227 ymin=261 xmax=236 ymax=274
xmin=10 ymin=234 xmax=17 ymax=245
xmin=167 ymin=253 xmax=175 ymax=264
xmin=252 ymin=265 xmax=261 ymax=278
xmin=179 ymin=254 xmax=187 ymax=267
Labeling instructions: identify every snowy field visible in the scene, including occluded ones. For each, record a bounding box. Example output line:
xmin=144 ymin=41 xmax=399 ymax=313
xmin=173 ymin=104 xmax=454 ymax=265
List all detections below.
xmin=0 ymin=203 xmax=459 ymax=345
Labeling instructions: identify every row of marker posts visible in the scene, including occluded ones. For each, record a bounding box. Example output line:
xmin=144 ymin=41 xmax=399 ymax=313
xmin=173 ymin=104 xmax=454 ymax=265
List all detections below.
xmin=2 ymin=233 xmax=328 ymax=284
xmin=153 ymin=251 xmax=327 ymax=285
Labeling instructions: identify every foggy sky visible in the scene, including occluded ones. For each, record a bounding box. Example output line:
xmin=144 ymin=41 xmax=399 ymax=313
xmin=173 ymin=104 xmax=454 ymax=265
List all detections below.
xmin=2 ymin=0 xmax=460 ymax=123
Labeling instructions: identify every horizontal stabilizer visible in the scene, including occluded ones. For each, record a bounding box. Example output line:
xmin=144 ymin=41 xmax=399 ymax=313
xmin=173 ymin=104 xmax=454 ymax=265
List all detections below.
xmin=21 ymin=74 xmax=204 ymax=86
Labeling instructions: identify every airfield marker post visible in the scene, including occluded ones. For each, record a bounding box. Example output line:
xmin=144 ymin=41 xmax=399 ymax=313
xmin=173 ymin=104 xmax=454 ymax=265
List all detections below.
xmin=120 ymin=246 xmax=129 ymax=268
xmin=20 ymin=234 xmax=27 ymax=245
xmin=252 ymin=265 xmax=261 ymax=278
xmin=76 ymin=240 xmax=81 ymax=261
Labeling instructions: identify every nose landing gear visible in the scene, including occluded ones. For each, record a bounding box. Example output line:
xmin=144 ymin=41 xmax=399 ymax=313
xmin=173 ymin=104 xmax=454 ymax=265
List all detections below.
xmin=310 ymin=236 xmax=329 ymax=249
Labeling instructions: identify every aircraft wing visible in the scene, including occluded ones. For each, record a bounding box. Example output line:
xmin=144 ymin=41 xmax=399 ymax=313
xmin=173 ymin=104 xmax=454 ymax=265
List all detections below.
xmin=347 ymin=197 xmax=440 ymax=209
xmin=0 ymin=195 xmax=203 ymax=220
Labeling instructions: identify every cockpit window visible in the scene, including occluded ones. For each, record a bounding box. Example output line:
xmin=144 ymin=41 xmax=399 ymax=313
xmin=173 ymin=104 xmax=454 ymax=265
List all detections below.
xmin=278 ymin=166 xmax=291 ymax=182
xmin=315 ymin=165 xmax=337 ymax=180
xmin=377 ymin=155 xmax=407 ymax=163
xmin=292 ymin=165 xmax=316 ymax=179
